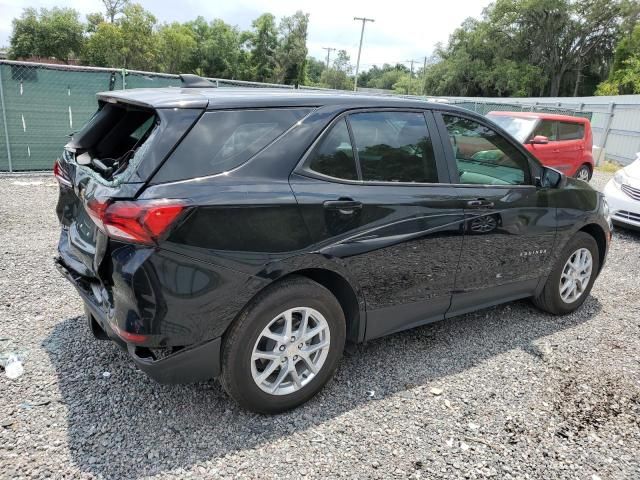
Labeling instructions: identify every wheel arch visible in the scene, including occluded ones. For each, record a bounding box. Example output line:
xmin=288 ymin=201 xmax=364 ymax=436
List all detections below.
xmin=578 ymin=223 xmax=607 ymax=272
xmin=279 ymin=268 xmax=364 ymax=344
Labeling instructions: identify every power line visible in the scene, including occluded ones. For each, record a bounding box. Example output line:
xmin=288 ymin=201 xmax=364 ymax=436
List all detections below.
xmin=353 ymin=16 xmax=375 ymax=92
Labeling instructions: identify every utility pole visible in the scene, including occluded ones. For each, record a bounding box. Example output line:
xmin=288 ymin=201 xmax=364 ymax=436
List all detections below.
xmin=353 ymin=16 xmax=375 ymax=92
xmin=422 ymin=56 xmax=428 ymax=95
xmin=404 ymin=59 xmax=418 ymax=95
xmin=322 ymin=47 xmax=336 ymax=69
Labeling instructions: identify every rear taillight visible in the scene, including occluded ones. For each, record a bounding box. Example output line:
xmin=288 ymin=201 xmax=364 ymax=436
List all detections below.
xmin=53 ymin=158 xmax=72 ymax=187
xmin=111 ymin=324 xmax=149 ymax=344
xmin=86 ymin=199 xmax=185 ymax=245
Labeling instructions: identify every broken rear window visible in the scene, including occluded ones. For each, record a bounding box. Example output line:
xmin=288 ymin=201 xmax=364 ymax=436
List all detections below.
xmin=68 ymin=102 xmax=158 ymax=181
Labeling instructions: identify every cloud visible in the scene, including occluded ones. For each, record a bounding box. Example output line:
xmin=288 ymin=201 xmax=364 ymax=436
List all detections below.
xmin=0 ymin=0 xmax=490 ymax=70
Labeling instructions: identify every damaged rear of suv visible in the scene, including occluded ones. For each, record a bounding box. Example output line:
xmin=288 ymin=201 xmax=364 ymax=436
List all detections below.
xmin=55 ymin=84 xmax=317 ymax=399
xmin=55 ymin=89 xmax=217 ymax=382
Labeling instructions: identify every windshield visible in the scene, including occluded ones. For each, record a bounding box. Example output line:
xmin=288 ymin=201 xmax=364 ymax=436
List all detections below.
xmin=486 ymin=114 xmax=537 ymax=143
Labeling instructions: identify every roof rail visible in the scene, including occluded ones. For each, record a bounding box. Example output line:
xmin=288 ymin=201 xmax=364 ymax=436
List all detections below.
xmin=179 ymin=74 xmax=217 ymax=88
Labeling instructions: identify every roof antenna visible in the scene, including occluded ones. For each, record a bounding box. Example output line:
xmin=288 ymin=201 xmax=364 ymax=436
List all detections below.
xmin=179 ymin=74 xmax=217 ymax=88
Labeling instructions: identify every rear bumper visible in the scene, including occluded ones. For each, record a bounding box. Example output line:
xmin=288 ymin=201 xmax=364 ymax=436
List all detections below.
xmin=54 ymin=244 xmax=262 ymax=384
xmin=82 ymin=296 xmax=222 ymax=383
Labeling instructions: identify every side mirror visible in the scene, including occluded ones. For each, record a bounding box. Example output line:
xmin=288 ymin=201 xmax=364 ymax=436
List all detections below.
xmin=536 ymin=166 xmax=563 ymax=188
xmin=529 ymin=135 xmax=549 ymax=145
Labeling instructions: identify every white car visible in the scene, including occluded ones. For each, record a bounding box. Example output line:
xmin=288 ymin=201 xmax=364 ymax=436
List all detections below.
xmin=604 ymin=153 xmax=640 ymax=230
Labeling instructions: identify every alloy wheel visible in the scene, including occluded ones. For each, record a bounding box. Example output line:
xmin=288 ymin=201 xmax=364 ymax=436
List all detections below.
xmin=559 ymin=248 xmax=593 ymax=303
xmin=576 ymin=167 xmax=590 ymax=181
xmin=470 ymin=215 xmax=497 ymax=233
xmin=251 ymin=307 xmax=331 ymax=395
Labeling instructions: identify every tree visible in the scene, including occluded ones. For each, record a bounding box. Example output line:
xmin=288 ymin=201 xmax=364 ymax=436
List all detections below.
xmin=502 ymin=0 xmax=623 ymax=96
xmin=182 ymin=17 xmax=247 ymax=78
xmin=157 ymin=23 xmax=197 ymax=74
xmin=82 ymin=21 xmax=125 ymax=67
xmin=102 ymin=0 xmax=129 ymax=23
xmin=86 ymin=12 xmax=105 ymax=33
xmin=203 ymin=19 xmax=244 ymax=79
xmin=248 ymin=13 xmax=278 ymax=82
xmin=275 ymin=11 xmax=309 ymax=85
xmin=118 ymin=3 xmax=158 ymax=70
xmin=597 ymin=23 xmax=640 ymax=93
xmin=332 ymin=49 xmax=352 ymax=74
xmin=422 ymin=0 xmax=628 ymax=97
xmin=81 ymin=3 xmax=157 ymax=70
xmin=9 ymin=7 xmax=84 ymax=63
xmin=305 ymin=56 xmax=326 ymax=84
xmin=367 ymin=64 xmax=409 ymax=90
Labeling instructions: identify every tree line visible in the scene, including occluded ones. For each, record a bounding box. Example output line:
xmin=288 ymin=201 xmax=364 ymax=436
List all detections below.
xmin=8 ymin=1 xmax=310 ymax=85
xmin=7 ymin=0 xmax=640 ymax=96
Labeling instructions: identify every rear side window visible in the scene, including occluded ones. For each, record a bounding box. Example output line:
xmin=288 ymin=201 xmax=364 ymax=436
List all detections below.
xmin=308 ymin=118 xmax=358 ymax=180
xmin=350 ymin=111 xmax=438 ymax=183
xmin=558 ymin=121 xmax=584 ymax=141
xmin=155 ymin=108 xmax=311 ymax=182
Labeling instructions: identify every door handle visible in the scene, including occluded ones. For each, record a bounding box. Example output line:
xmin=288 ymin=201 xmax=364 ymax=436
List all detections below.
xmin=466 ymin=199 xmax=494 ymax=209
xmin=552 ymin=149 xmax=560 ymax=153
xmin=323 ymin=199 xmax=363 ymax=214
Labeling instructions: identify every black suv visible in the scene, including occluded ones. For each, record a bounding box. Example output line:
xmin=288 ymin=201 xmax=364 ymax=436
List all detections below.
xmin=55 ymin=80 xmax=612 ymax=413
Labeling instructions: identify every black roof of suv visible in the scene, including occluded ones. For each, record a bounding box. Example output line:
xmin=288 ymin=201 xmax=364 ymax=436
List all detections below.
xmin=97 ymin=87 xmax=456 ymax=110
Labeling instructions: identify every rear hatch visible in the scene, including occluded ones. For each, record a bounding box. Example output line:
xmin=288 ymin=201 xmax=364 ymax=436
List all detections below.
xmin=55 ymin=96 xmax=203 ymax=279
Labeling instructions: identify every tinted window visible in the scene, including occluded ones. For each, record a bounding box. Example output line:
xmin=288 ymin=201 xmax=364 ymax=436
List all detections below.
xmin=533 ymin=120 xmax=557 ymax=141
xmin=349 ymin=111 xmax=437 ymax=183
xmin=156 ymin=108 xmax=311 ymax=181
xmin=558 ymin=121 xmax=584 ymax=141
xmin=443 ymin=115 xmax=529 ymax=185
xmin=308 ymin=118 xmax=357 ymax=180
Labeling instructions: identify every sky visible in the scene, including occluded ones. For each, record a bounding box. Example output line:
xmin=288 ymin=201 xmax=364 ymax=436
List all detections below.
xmin=0 ymin=0 xmax=490 ymax=70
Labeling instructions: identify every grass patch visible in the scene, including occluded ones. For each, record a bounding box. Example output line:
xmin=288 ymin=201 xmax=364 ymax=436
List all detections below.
xmin=596 ymin=160 xmax=622 ymax=173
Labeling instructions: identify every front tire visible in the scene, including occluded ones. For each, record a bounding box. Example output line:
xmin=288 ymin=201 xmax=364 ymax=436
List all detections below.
xmin=575 ymin=164 xmax=591 ymax=182
xmin=220 ymin=276 xmax=346 ymax=414
xmin=533 ymin=232 xmax=599 ymax=315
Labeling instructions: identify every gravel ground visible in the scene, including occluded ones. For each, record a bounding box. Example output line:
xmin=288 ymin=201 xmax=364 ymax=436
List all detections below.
xmin=1 ymin=171 xmax=639 ymax=479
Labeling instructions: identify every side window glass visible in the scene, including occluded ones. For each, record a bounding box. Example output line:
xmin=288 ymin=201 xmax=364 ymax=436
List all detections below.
xmin=155 ymin=108 xmax=311 ymax=182
xmin=349 ymin=111 xmax=438 ymax=183
xmin=308 ymin=118 xmax=358 ymax=180
xmin=558 ymin=122 xmax=584 ymax=141
xmin=442 ymin=114 xmax=529 ymax=186
xmin=533 ymin=120 xmax=557 ymax=141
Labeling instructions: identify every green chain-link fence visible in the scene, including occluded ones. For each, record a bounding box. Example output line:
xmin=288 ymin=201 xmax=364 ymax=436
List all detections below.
xmin=0 ymin=60 xmax=595 ymax=171
xmin=0 ymin=60 xmax=297 ymax=171
xmin=446 ymin=100 xmax=592 ymax=120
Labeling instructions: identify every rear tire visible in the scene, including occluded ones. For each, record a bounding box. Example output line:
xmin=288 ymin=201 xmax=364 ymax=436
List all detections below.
xmin=220 ymin=276 xmax=346 ymax=414
xmin=574 ymin=164 xmax=592 ymax=182
xmin=533 ymin=232 xmax=599 ymax=315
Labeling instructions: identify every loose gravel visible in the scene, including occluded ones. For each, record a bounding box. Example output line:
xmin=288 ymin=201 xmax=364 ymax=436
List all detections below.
xmin=1 ymin=171 xmax=639 ymax=479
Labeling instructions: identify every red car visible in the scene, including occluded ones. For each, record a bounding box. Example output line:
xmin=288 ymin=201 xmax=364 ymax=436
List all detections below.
xmin=486 ymin=111 xmax=594 ymax=181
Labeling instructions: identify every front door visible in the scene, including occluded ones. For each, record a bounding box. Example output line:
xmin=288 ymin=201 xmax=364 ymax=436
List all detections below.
xmin=290 ymin=109 xmax=465 ymax=340
xmin=555 ymin=121 xmax=586 ymax=176
xmin=435 ymin=112 xmax=557 ymax=316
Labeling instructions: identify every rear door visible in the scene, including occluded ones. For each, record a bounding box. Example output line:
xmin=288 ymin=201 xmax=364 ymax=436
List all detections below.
xmin=290 ymin=109 xmax=465 ymax=340
xmin=434 ymin=111 xmax=557 ymax=316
